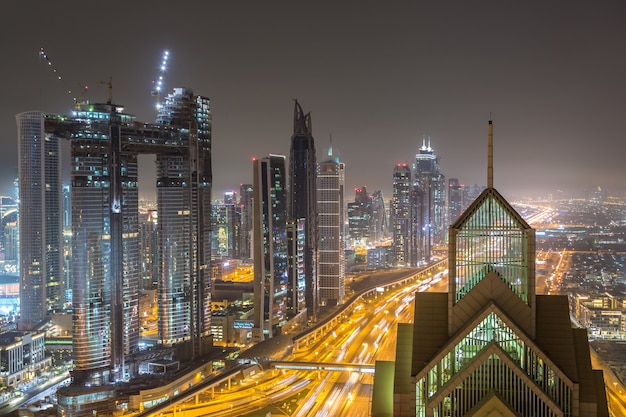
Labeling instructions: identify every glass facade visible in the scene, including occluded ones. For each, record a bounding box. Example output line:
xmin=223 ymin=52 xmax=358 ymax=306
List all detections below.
xmin=254 ymin=155 xmax=288 ymax=337
xmin=317 ymin=158 xmax=345 ymax=306
xmin=415 ymin=311 xmax=573 ymax=416
xmin=452 ymin=191 xmax=532 ymax=304
xmin=392 ymin=164 xmax=412 ymax=266
xmin=16 ymin=111 xmax=63 ymax=329
xmin=288 ymin=101 xmax=318 ymax=317
xmin=46 ymin=88 xmax=212 ymax=384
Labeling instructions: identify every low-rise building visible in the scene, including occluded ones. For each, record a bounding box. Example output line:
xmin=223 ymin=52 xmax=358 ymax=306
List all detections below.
xmin=0 ymin=330 xmax=51 ymax=388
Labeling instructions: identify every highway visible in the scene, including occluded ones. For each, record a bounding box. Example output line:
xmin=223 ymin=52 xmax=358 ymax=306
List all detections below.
xmin=147 ymin=265 xmax=447 ymax=417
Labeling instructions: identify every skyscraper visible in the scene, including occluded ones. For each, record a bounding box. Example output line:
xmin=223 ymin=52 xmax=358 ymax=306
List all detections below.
xmin=448 ymin=177 xmax=464 ymax=223
xmin=211 ymin=202 xmax=240 ymax=260
xmin=49 ymin=88 xmax=212 ymax=389
xmin=253 ymin=155 xmax=288 ymax=340
xmin=239 ymin=183 xmax=254 ymax=260
xmin=347 ymin=187 xmax=372 ymax=244
xmin=370 ymin=190 xmax=387 ymax=243
xmin=16 ymin=111 xmax=63 ymax=330
xmin=391 ymin=163 xmax=412 ymax=267
xmin=317 ymin=147 xmax=345 ymax=306
xmin=414 ymin=139 xmax=446 ymax=261
xmin=372 ymin=121 xmax=608 ymax=417
xmin=288 ymin=101 xmax=318 ymax=317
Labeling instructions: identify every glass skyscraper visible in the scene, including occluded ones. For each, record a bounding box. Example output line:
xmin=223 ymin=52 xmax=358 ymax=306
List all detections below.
xmin=288 ymin=101 xmax=318 ymax=317
xmin=48 ymin=88 xmax=212 ymax=388
xmin=16 ymin=111 xmax=63 ymax=330
xmin=253 ymin=155 xmax=288 ymax=340
xmin=317 ymin=149 xmax=345 ymax=306
xmin=414 ymin=139 xmax=446 ymax=261
xmin=391 ymin=163 xmax=412 ymax=267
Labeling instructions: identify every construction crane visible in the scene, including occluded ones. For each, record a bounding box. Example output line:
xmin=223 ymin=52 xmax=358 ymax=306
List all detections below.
xmin=99 ymin=76 xmax=113 ymax=104
xmin=151 ymin=50 xmax=170 ymax=111
xmin=39 ymin=47 xmax=90 ymax=109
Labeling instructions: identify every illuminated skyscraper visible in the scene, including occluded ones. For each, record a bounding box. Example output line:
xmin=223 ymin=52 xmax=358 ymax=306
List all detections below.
xmin=372 ymin=121 xmax=608 ymax=417
xmin=414 ymin=139 xmax=446 ymax=261
xmin=16 ymin=111 xmax=63 ymax=330
xmin=288 ymin=101 xmax=318 ymax=317
xmin=49 ymin=87 xmax=212 ymax=390
xmin=347 ymin=187 xmax=372 ymax=244
xmin=391 ymin=163 xmax=412 ymax=267
xmin=370 ymin=190 xmax=387 ymax=243
xmin=211 ymin=202 xmax=239 ymax=260
xmin=448 ymin=178 xmax=464 ymax=223
xmin=253 ymin=155 xmax=288 ymax=340
xmin=239 ymin=183 xmax=254 ymax=260
xmin=317 ymin=147 xmax=345 ymax=306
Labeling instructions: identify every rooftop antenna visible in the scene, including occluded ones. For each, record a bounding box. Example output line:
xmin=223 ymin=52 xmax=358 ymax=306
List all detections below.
xmin=151 ymin=50 xmax=170 ymax=111
xmin=488 ymin=115 xmax=493 ymax=188
xmin=328 ymin=133 xmax=333 ymax=157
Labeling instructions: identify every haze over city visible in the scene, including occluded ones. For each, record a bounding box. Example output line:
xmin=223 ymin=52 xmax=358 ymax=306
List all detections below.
xmin=2 ymin=0 xmax=625 ymax=200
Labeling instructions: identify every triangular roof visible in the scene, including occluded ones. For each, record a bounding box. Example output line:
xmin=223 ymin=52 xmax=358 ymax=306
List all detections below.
xmin=415 ymin=301 xmax=575 ymax=389
xmin=427 ymin=343 xmax=565 ymax=416
xmin=451 ymin=187 xmax=531 ymax=231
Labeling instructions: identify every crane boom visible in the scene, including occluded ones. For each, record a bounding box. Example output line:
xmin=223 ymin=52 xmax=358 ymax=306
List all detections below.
xmin=39 ymin=47 xmax=89 ymax=109
xmin=151 ymin=50 xmax=170 ymax=111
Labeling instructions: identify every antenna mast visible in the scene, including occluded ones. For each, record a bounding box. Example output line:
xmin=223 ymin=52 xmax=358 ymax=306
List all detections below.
xmin=488 ymin=119 xmax=493 ymax=188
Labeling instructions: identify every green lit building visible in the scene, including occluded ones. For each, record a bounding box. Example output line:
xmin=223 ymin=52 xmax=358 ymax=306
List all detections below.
xmin=371 ymin=121 xmax=608 ymax=417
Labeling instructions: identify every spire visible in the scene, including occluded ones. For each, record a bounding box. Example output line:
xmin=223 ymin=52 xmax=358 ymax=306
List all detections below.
xmin=293 ymin=99 xmax=312 ymax=136
xmin=488 ymin=119 xmax=493 ymax=188
xmin=328 ymin=133 xmax=333 ymax=157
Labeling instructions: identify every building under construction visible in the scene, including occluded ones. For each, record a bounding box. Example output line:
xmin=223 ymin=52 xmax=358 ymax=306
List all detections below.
xmin=47 ymin=88 xmax=212 ymax=416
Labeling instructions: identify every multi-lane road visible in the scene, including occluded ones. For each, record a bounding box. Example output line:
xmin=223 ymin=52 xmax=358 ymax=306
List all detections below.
xmin=149 ymin=266 xmax=447 ymax=417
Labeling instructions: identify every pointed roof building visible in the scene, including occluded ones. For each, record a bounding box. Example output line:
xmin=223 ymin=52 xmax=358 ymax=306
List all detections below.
xmin=371 ymin=120 xmax=608 ymax=417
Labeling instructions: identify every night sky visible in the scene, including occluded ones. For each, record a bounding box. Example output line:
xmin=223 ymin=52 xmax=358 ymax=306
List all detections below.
xmin=3 ymin=1 xmax=625 ymax=201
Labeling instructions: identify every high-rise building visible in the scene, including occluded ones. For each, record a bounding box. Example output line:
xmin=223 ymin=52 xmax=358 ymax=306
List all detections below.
xmin=239 ymin=184 xmax=254 ymax=260
xmin=0 ymin=196 xmax=19 ymax=272
xmin=288 ymin=101 xmax=318 ymax=317
xmin=48 ymin=88 xmax=212 ymax=389
xmin=371 ymin=121 xmax=608 ymax=417
xmin=317 ymin=147 xmax=345 ymax=306
xmin=286 ymin=219 xmax=306 ymax=320
xmin=347 ymin=187 xmax=372 ymax=244
xmin=223 ymin=190 xmax=236 ymax=205
xmin=138 ymin=210 xmax=159 ymax=290
xmin=391 ymin=163 xmax=412 ymax=267
xmin=370 ymin=190 xmax=387 ymax=243
xmin=16 ymin=111 xmax=64 ymax=330
xmin=253 ymin=155 xmax=288 ymax=340
xmin=62 ymin=185 xmax=73 ymax=307
xmin=448 ymin=178 xmax=464 ymax=223
xmin=211 ymin=202 xmax=240 ymax=260
xmin=414 ymin=138 xmax=446 ymax=261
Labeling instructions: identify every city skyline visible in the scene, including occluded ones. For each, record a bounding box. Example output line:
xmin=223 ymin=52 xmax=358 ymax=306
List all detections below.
xmin=3 ymin=1 xmax=626 ymax=201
